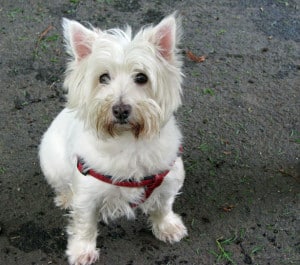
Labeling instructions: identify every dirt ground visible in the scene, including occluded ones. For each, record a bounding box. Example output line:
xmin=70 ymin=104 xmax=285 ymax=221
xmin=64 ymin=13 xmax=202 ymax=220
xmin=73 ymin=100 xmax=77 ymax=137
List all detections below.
xmin=0 ymin=0 xmax=299 ymax=264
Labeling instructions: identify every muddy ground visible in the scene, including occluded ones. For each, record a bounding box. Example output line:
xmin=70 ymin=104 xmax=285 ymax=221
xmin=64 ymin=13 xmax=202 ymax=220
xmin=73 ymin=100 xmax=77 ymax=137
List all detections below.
xmin=0 ymin=0 xmax=299 ymax=264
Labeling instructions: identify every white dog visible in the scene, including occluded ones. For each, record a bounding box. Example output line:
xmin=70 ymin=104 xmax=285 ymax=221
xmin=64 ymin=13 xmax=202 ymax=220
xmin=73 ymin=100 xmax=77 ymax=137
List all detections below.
xmin=39 ymin=13 xmax=187 ymax=265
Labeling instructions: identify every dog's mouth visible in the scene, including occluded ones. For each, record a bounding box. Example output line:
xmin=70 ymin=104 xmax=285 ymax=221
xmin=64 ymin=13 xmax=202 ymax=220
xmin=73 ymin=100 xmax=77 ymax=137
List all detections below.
xmin=110 ymin=118 xmax=130 ymax=129
xmin=106 ymin=120 xmax=143 ymax=138
xmin=115 ymin=119 xmax=129 ymax=125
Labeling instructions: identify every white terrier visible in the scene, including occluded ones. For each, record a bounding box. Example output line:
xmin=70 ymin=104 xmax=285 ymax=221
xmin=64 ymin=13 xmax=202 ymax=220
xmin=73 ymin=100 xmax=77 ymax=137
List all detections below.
xmin=39 ymin=13 xmax=187 ymax=265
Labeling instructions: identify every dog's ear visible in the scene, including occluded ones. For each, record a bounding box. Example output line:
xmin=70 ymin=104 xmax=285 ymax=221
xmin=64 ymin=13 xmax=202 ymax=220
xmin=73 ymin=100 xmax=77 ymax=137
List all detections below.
xmin=62 ymin=18 xmax=98 ymax=61
xmin=149 ymin=13 xmax=181 ymax=61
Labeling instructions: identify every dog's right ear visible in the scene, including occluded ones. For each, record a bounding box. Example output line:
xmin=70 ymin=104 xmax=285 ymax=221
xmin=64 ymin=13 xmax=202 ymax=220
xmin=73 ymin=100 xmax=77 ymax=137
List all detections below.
xmin=62 ymin=18 xmax=98 ymax=61
xmin=148 ymin=13 xmax=182 ymax=62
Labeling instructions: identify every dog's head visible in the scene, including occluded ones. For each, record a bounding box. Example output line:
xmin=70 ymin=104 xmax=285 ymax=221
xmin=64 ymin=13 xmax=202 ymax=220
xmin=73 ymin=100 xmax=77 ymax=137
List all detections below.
xmin=63 ymin=14 xmax=183 ymax=139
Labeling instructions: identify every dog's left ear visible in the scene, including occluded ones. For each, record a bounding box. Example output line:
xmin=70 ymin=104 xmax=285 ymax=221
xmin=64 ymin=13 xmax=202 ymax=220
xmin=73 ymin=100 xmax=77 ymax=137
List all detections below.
xmin=150 ymin=13 xmax=181 ymax=62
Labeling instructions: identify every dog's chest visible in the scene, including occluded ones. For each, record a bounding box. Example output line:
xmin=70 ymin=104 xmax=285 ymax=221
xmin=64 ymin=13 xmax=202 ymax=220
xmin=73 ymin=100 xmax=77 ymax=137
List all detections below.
xmin=77 ymin=145 xmax=171 ymax=221
xmin=82 ymin=141 xmax=173 ymax=180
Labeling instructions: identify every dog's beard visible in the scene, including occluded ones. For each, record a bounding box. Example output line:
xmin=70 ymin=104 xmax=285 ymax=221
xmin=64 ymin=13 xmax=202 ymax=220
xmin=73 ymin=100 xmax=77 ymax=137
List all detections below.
xmin=85 ymin=97 xmax=162 ymax=139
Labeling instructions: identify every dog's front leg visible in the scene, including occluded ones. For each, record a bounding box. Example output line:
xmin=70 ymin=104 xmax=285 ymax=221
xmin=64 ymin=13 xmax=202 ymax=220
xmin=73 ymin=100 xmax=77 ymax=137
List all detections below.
xmin=149 ymin=196 xmax=188 ymax=244
xmin=66 ymin=186 xmax=100 ymax=265
xmin=148 ymin=157 xmax=188 ymax=243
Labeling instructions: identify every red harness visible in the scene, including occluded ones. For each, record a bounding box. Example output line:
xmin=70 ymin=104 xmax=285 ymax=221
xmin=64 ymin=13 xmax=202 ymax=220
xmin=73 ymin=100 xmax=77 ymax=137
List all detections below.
xmin=77 ymin=146 xmax=182 ymax=206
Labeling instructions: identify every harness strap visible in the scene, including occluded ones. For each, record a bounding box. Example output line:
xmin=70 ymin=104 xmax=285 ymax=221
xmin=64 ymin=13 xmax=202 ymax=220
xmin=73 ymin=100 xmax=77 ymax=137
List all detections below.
xmin=76 ymin=146 xmax=182 ymax=206
xmin=77 ymin=160 xmax=169 ymax=204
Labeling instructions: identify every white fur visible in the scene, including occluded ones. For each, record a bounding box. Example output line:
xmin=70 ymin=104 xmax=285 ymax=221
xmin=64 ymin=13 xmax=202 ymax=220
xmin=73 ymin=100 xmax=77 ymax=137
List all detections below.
xmin=39 ymin=13 xmax=187 ymax=265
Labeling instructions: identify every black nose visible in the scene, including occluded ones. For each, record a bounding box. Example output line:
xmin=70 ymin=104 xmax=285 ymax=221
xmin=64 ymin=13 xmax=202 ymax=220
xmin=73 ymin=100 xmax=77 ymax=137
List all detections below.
xmin=112 ymin=104 xmax=132 ymax=122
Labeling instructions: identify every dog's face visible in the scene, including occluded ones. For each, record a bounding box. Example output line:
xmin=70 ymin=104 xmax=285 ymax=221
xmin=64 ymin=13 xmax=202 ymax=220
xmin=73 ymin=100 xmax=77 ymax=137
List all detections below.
xmin=63 ymin=15 xmax=182 ymax=139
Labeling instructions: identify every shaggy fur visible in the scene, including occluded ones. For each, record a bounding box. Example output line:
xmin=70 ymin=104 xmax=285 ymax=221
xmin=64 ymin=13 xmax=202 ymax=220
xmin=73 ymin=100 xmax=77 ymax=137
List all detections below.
xmin=39 ymin=13 xmax=187 ymax=265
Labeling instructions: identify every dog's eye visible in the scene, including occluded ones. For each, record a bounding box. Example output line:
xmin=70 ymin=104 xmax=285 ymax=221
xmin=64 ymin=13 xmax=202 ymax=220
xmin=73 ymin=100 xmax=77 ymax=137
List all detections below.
xmin=99 ymin=73 xmax=111 ymax=84
xmin=134 ymin=73 xmax=148 ymax=85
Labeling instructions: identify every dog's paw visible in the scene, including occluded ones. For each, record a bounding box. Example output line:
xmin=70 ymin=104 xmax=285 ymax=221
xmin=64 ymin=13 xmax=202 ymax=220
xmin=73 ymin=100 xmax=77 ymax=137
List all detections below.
xmin=68 ymin=250 xmax=99 ymax=265
xmin=67 ymin=240 xmax=99 ymax=265
xmin=151 ymin=212 xmax=188 ymax=243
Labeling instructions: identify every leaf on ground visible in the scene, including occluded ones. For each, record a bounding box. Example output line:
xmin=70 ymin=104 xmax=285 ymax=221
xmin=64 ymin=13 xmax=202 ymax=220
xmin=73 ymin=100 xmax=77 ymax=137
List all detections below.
xmin=186 ymin=50 xmax=206 ymax=63
xmin=38 ymin=25 xmax=54 ymax=41
xmin=221 ymin=204 xmax=235 ymax=212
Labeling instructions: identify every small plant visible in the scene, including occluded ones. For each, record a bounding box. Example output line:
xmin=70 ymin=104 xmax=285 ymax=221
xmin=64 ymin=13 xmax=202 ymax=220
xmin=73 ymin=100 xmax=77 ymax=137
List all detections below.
xmin=209 ymin=235 xmax=237 ymax=264
xmin=8 ymin=8 xmax=23 ymax=20
xmin=45 ymin=34 xmax=59 ymax=42
xmin=0 ymin=167 xmax=5 ymax=174
xmin=203 ymin=88 xmax=215 ymax=96
xmin=216 ymin=29 xmax=227 ymax=36
xmin=198 ymin=143 xmax=210 ymax=152
xmin=97 ymin=0 xmax=114 ymax=3
xmin=290 ymin=130 xmax=300 ymax=144
xmin=251 ymin=245 xmax=264 ymax=255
